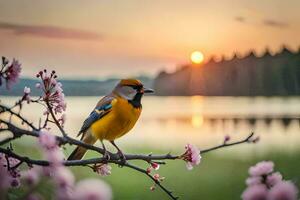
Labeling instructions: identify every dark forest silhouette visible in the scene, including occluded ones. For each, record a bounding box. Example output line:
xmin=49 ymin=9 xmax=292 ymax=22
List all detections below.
xmin=154 ymin=46 xmax=300 ymax=96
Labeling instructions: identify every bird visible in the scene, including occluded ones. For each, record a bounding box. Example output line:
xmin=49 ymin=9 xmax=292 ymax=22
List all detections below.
xmin=67 ymin=79 xmax=154 ymax=161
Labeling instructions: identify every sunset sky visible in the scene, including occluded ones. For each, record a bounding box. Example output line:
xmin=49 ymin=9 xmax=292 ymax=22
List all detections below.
xmin=0 ymin=0 xmax=300 ymax=78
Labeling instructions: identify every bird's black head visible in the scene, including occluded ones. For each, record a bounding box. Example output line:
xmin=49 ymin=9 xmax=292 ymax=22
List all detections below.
xmin=114 ymin=79 xmax=154 ymax=108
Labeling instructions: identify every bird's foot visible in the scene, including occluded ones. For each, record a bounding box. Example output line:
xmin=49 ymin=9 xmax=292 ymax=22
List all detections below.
xmin=117 ymin=150 xmax=126 ymax=164
xmin=102 ymin=151 xmax=111 ymax=163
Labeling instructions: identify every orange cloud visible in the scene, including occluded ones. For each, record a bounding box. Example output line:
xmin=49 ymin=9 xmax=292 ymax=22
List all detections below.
xmin=263 ymin=19 xmax=289 ymax=28
xmin=0 ymin=22 xmax=102 ymax=40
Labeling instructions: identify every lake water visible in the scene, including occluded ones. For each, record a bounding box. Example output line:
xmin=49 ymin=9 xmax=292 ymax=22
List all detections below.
xmin=1 ymin=96 xmax=300 ymax=154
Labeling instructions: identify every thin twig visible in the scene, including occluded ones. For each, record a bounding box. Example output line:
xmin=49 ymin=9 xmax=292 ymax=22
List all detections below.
xmin=201 ymin=132 xmax=255 ymax=153
xmin=124 ymin=162 xmax=179 ymax=200
xmin=45 ymin=102 xmax=67 ymax=137
xmin=0 ymin=104 xmax=37 ymax=131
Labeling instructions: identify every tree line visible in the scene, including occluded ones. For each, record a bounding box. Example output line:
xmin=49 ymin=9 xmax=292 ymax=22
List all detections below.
xmin=154 ymin=46 xmax=300 ymax=96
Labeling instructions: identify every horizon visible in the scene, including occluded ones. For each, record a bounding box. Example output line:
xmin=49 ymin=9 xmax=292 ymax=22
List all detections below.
xmin=1 ymin=0 xmax=300 ymax=78
xmin=8 ymin=45 xmax=298 ymax=83
xmin=14 ymin=45 xmax=298 ymax=80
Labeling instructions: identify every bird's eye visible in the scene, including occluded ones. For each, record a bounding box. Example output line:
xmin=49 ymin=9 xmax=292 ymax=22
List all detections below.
xmin=125 ymin=85 xmax=142 ymax=90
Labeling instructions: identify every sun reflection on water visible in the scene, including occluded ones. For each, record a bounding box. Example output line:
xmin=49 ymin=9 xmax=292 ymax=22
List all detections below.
xmin=191 ymin=114 xmax=204 ymax=128
xmin=190 ymin=96 xmax=204 ymax=128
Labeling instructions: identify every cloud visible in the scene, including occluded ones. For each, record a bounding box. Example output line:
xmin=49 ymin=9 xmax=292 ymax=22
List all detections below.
xmin=0 ymin=22 xmax=102 ymax=40
xmin=234 ymin=16 xmax=246 ymax=23
xmin=262 ymin=19 xmax=289 ymax=28
xmin=234 ymin=16 xmax=288 ymax=29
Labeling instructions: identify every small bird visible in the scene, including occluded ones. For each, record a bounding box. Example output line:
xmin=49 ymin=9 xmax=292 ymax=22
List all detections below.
xmin=67 ymin=79 xmax=153 ymax=161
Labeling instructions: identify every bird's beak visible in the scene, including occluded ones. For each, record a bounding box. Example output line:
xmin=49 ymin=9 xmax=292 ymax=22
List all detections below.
xmin=143 ymin=87 xmax=154 ymax=94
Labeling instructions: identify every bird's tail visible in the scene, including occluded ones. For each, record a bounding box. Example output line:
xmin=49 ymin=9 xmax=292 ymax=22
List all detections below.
xmin=67 ymin=146 xmax=87 ymax=160
xmin=67 ymin=130 xmax=96 ymax=160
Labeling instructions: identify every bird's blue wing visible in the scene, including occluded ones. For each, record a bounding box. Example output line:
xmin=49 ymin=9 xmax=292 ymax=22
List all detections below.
xmin=77 ymin=97 xmax=114 ymax=137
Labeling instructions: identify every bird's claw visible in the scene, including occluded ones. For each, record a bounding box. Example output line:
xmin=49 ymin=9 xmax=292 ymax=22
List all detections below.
xmin=102 ymin=151 xmax=111 ymax=163
xmin=117 ymin=151 xmax=126 ymax=164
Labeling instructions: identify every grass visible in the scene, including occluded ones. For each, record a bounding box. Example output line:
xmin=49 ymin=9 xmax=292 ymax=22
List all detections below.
xmin=6 ymin=139 xmax=300 ymax=200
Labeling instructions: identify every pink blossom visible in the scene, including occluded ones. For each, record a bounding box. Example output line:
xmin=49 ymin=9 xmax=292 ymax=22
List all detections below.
xmin=146 ymin=167 xmax=152 ymax=174
xmin=181 ymin=144 xmax=201 ymax=170
xmin=246 ymin=177 xmax=262 ymax=186
xmin=224 ymin=135 xmax=231 ymax=143
xmin=7 ymin=156 xmax=20 ymax=168
xmin=8 ymin=174 xmax=21 ymax=188
xmin=21 ymin=167 xmax=40 ymax=186
xmin=153 ymin=173 xmax=160 ymax=181
xmin=0 ymin=159 xmax=21 ymax=189
xmin=10 ymin=178 xmax=21 ymax=188
xmin=242 ymin=184 xmax=268 ymax=200
xmin=266 ymin=172 xmax=283 ymax=187
xmin=58 ymin=114 xmax=66 ymax=127
xmin=41 ymin=166 xmax=54 ymax=177
xmin=151 ymin=162 xmax=160 ymax=170
xmin=35 ymin=83 xmax=41 ymax=89
xmin=22 ymin=86 xmax=31 ymax=102
xmin=10 ymin=178 xmax=20 ymax=188
xmin=94 ymin=164 xmax=112 ymax=176
xmin=150 ymin=185 xmax=155 ymax=191
xmin=36 ymin=70 xmax=66 ymax=114
xmin=38 ymin=130 xmax=57 ymax=150
xmin=39 ymin=130 xmax=65 ymax=168
xmin=74 ymin=179 xmax=112 ymax=200
xmin=268 ymin=181 xmax=298 ymax=200
xmin=0 ymin=154 xmax=21 ymax=188
xmin=54 ymin=167 xmax=75 ymax=189
xmin=52 ymin=167 xmax=74 ymax=200
xmin=0 ymin=153 xmax=21 ymax=189
xmin=24 ymin=86 xmax=31 ymax=94
xmin=243 ymin=161 xmax=299 ymax=200
xmin=146 ymin=162 xmax=160 ymax=174
xmin=5 ymin=58 xmax=21 ymax=89
xmin=55 ymin=188 xmax=73 ymax=200
xmin=0 ymin=164 xmax=11 ymax=189
xmin=3 ymin=157 xmax=21 ymax=179
xmin=249 ymin=161 xmax=274 ymax=177
xmin=152 ymin=173 xmax=164 ymax=182
xmin=45 ymin=148 xmax=65 ymax=166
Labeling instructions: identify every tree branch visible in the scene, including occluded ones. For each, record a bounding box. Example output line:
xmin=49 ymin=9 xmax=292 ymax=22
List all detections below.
xmin=0 ymin=129 xmax=256 ymax=200
xmin=0 ymin=119 xmax=256 ymax=162
xmin=0 ymin=103 xmax=257 ymax=200
xmin=0 ymin=145 xmax=179 ymax=200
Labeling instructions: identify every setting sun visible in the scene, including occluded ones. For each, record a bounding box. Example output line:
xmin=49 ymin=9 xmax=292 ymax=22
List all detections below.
xmin=190 ymin=51 xmax=204 ymax=64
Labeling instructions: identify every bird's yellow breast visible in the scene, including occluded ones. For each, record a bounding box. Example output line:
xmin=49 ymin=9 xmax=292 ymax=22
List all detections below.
xmin=90 ymin=97 xmax=141 ymax=141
